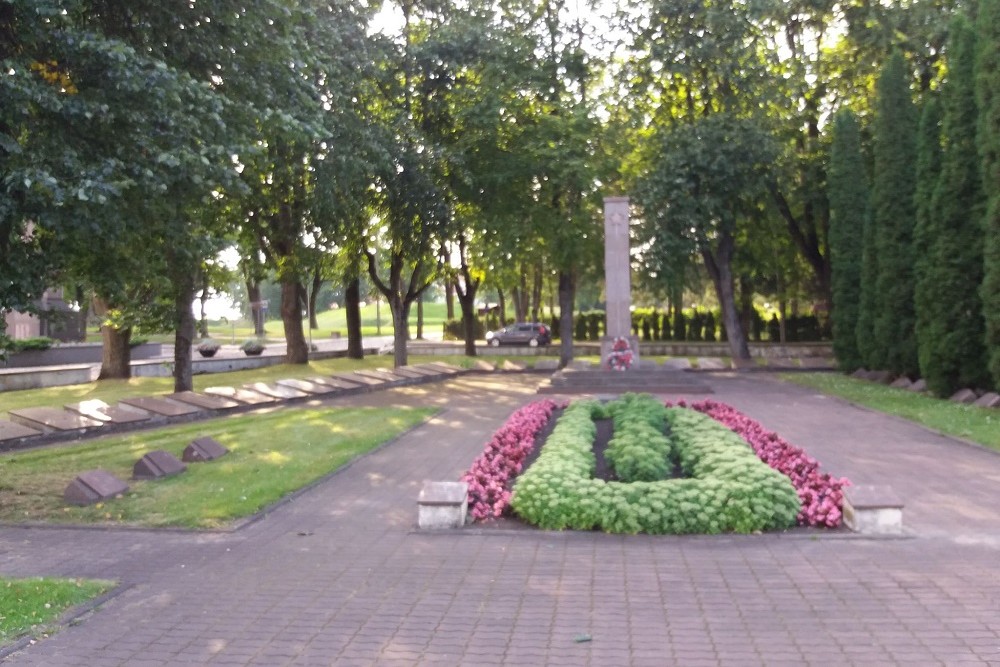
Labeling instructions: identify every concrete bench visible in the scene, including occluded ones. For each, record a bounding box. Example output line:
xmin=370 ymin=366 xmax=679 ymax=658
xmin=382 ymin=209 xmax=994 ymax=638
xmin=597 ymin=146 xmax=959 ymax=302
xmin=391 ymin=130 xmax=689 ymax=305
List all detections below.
xmin=418 ymin=481 xmax=468 ymax=529
xmin=842 ymin=485 xmax=904 ymax=535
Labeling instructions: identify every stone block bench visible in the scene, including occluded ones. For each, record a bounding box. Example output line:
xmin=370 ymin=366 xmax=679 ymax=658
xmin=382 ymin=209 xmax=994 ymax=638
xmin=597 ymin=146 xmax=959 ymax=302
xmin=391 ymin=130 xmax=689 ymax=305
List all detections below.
xmin=418 ymin=481 xmax=468 ymax=529
xmin=842 ymin=485 xmax=904 ymax=535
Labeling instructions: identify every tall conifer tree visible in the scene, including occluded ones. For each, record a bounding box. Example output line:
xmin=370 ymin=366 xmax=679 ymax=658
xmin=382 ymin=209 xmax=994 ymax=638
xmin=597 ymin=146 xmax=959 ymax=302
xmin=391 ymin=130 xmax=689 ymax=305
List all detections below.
xmin=871 ymin=51 xmax=919 ymax=376
xmin=913 ymin=96 xmax=943 ymax=381
xmin=922 ymin=16 xmax=988 ymax=395
xmin=828 ymin=110 xmax=869 ymax=371
xmin=978 ymin=0 xmax=1000 ymax=389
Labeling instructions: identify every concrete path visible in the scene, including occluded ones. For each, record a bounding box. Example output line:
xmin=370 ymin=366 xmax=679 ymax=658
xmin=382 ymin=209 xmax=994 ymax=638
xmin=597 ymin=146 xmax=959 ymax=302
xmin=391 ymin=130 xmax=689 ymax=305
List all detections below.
xmin=2 ymin=373 xmax=999 ymax=665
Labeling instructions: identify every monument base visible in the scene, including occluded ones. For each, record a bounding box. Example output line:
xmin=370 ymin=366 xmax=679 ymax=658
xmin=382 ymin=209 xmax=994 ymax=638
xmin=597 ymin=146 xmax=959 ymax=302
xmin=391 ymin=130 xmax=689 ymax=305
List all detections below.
xmin=600 ymin=335 xmax=640 ymax=371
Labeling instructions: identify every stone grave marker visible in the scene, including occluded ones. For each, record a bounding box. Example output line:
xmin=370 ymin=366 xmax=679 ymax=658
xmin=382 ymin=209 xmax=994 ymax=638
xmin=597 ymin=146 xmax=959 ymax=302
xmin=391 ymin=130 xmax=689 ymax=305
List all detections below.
xmin=275 ymin=378 xmax=336 ymax=395
xmin=907 ymin=379 xmax=928 ymax=392
xmin=950 ymin=388 xmax=978 ymax=404
xmin=9 ymin=407 xmax=104 ymax=432
xmin=242 ymin=382 xmax=308 ymax=400
xmin=65 ymin=470 xmax=129 ymax=506
xmin=534 ymin=359 xmax=560 ymax=371
xmin=889 ymin=377 xmax=913 ymax=389
xmin=183 ymin=437 xmax=230 ymax=463
xmin=472 ymin=360 xmax=495 ymax=372
xmin=0 ymin=420 xmax=42 ymax=444
xmin=973 ymin=392 xmax=1000 ymax=408
xmin=661 ymin=358 xmax=691 ymax=370
xmin=418 ymin=481 xmax=468 ymax=529
xmin=65 ymin=399 xmax=151 ymax=424
xmin=133 ymin=450 xmax=187 ymax=480
xmin=168 ymin=391 xmax=241 ymax=411
xmin=120 ymin=396 xmax=201 ymax=417
xmin=203 ymin=386 xmax=277 ymax=405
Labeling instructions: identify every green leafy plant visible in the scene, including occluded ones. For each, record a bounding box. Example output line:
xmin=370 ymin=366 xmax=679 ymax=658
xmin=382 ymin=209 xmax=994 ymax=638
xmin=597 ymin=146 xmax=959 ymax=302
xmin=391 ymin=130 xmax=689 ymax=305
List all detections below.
xmin=240 ymin=339 xmax=265 ymax=355
xmin=510 ymin=394 xmax=800 ymax=534
xmin=11 ymin=337 xmax=55 ymax=352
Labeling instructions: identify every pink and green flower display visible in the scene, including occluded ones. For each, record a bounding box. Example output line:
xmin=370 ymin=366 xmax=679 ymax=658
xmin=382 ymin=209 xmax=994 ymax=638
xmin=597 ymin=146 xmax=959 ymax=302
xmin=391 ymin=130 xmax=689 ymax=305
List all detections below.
xmin=461 ymin=399 xmax=561 ymax=521
xmin=678 ymin=399 xmax=850 ymax=527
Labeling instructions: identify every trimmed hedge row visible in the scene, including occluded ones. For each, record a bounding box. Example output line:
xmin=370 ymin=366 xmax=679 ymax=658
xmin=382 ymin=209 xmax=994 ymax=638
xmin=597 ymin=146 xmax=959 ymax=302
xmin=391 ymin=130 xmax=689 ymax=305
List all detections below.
xmin=510 ymin=395 xmax=800 ymax=534
xmin=605 ymin=393 xmax=672 ymax=482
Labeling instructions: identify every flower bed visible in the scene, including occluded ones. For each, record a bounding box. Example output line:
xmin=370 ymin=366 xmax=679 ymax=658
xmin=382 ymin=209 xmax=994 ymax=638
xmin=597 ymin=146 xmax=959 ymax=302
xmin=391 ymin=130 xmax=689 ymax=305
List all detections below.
xmin=509 ymin=395 xmax=800 ymax=534
xmin=678 ymin=399 xmax=850 ymax=527
xmin=461 ymin=399 xmax=561 ymax=520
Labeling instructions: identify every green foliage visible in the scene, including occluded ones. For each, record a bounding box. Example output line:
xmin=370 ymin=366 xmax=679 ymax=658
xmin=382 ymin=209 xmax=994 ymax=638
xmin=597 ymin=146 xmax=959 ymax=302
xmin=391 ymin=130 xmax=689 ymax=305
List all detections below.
xmin=240 ymin=340 xmax=265 ymax=354
xmin=913 ymin=96 xmax=944 ymax=382
xmin=920 ymin=16 xmax=989 ymax=395
xmin=605 ymin=394 xmax=672 ymax=482
xmin=510 ymin=396 xmax=799 ymax=534
xmin=9 ymin=337 xmax=55 ymax=352
xmin=978 ymin=0 xmax=1000 ymax=389
xmin=871 ymin=52 xmax=920 ymax=376
xmin=828 ymin=110 xmax=870 ymax=371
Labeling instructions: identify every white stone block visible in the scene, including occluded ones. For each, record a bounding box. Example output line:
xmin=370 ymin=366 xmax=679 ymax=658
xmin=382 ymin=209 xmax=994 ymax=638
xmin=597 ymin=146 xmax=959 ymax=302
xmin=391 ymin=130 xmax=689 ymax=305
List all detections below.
xmin=842 ymin=485 xmax=904 ymax=535
xmin=418 ymin=481 xmax=468 ymax=529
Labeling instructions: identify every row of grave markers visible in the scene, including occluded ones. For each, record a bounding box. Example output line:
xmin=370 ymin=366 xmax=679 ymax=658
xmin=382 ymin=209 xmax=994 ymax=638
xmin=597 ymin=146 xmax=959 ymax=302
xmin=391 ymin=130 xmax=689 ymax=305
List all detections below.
xmin=64 ymin=437 xmax=230 ymax=506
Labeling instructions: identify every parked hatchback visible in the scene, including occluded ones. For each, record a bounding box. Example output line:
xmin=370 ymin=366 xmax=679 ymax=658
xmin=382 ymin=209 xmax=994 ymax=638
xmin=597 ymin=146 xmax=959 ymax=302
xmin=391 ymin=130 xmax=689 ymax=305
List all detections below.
xmin=485 ymin=322 xmax=552 ymax=347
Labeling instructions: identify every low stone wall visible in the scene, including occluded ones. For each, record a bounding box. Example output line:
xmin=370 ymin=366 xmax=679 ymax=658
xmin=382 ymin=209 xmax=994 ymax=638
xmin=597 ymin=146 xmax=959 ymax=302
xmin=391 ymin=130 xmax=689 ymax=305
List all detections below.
xmin=5 ymin=342 xmax=162 ymax=368
xmin=0 ymin=364 xmax=97 ymax=391
xmin=413 ymin=341 xmax=832 ymax=359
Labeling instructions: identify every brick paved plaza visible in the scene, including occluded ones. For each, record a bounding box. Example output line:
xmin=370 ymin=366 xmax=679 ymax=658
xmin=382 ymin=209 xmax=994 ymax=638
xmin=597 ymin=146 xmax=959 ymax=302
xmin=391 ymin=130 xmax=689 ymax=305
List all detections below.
xmin=2 ymin=373 xmax=999 ymax=665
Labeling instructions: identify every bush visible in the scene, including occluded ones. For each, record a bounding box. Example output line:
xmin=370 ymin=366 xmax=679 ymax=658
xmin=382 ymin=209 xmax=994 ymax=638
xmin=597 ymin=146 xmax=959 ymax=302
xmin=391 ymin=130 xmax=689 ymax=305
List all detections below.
xmin=443 ymin=318 xmax=487 ymax=341
xmin=11 ymin=337 xmax=55 ymax=352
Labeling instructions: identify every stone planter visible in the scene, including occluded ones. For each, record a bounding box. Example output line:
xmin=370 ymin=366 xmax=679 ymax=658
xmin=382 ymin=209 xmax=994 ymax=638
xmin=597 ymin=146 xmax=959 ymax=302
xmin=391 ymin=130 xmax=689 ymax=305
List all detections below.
xmin=198 ymin=349 xmax=218 ymax=358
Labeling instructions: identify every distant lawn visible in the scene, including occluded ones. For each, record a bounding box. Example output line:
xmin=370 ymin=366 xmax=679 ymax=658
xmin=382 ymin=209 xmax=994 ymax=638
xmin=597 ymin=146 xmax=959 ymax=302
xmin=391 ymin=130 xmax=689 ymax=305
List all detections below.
xmin=0 ymin=405 xmax=434 ymax=528
xmin=785 ymin=373 xmax=1000 ymax=452
xmin=0 ymin=577 xmax=114 ymax=646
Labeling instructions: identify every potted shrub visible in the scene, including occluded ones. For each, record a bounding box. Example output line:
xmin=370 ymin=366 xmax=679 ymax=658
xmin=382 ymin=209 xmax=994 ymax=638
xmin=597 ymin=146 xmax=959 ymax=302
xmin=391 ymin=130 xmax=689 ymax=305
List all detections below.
xmin=197 ymin=339 xmax=221 ymax=358
xmin=241 ymin=339 xmax=265 ymax=356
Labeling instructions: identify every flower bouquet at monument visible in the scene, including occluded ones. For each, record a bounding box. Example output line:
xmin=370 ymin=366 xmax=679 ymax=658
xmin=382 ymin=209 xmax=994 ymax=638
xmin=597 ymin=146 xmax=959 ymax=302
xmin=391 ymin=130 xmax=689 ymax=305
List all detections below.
xmin=605 ymin=336 xmax=633 ymax=371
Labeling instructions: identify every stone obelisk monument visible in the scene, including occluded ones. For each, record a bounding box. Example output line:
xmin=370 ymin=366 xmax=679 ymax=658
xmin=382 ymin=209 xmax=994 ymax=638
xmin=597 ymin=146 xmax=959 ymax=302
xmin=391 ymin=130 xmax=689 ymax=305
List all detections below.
xmin=601 ymin=196 xmax=639 ymax=365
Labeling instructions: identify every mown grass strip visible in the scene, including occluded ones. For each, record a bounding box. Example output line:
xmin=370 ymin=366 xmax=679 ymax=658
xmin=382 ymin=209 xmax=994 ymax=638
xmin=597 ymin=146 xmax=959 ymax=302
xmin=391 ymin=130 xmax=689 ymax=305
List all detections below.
xmin=0 ymin=577 xmax=114 ymax=646
xmin=0 ymin=406 xmax=434 ymax=528
xmin=784 ymin=373 xmax=1000 ymax=452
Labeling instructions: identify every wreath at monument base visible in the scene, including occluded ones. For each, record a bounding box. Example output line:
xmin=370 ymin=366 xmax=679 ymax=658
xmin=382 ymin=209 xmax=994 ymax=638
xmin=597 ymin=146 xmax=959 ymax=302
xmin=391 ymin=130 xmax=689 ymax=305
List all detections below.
xmin=605 ymin=336 xmax=634 ymax=371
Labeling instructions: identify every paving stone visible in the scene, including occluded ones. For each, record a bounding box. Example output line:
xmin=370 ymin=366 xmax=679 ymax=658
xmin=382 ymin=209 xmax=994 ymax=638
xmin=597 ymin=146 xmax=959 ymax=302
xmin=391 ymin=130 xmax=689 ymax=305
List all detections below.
xmin=0 ymin=419 xmax=43 ymax=442
xmin=168 ymin=391 xmax=241 ymax=410
xmin=275 ymin=378 xmax=338 ymax=395
xmin=242 ymin=382 xmax=309 ymax=399
xmin=120 ymin=396 xmax=202 ymax=417
xmin=64 ymin=399 xmax=152 ymax=424
xmin=9 ymin=406 xmax=104 ymax=432
xmin=203 ymin=386 xmax=278 ymax=405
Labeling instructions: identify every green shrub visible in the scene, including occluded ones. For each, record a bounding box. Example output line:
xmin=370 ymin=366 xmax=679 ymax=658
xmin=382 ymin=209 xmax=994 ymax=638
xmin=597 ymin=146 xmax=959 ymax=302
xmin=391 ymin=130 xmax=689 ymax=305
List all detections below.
xmin=605 ymin=395 xmax=672 ymax=482
xmin=510 ymin=395 xmax=799 ymax=534
xmin=443 ymin=318 xmax=487 ymax=341
xmin=11 ymin=337 xmax=55 ymax=352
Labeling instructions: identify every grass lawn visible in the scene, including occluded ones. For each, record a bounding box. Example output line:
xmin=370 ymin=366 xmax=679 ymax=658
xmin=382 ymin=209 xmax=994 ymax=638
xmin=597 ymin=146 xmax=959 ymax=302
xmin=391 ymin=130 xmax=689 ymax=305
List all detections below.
xmin=0 ymin=577 xmax=114 ymax=646
xmin=785 ymin=373 xmax=1000 ymax=452
xmin=0 ymin=405 xmax=435 ymax=528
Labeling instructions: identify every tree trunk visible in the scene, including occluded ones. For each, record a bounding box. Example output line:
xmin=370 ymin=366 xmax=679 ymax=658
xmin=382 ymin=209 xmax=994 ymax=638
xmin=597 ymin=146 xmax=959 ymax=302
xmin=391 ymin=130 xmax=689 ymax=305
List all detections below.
xmin=246 ymin=280 xmax=265 ymax=336
xmin=416 ymin=295 xmax=424 ymax=339
xmin=701 ymin=236 xmax=750 ymax=361
xmin=345 ymin=277 xmax=364 ymax=359
xmin=309 ymin=270 xmax=322 ymax=330
xmin=173 ymin=274 xmax=197 ymax=393
xmin=388 ymin=294 xmax=411 ymax=367
xmin=557 ymin=270 xmax=576 ymax=368
xmin=446 ymin=281 xmax=455 ymax=320
xmin=498 ymin=289 xmax=507 ymax=325
xmin=75 ymin=285 xmax=89 ymax=342
xmin=92 ymin=296 xmax=132 ymax=379
xmin=198 ymin=271 xmax=210 ymax=339
xmin=531 ymin=264 xmax=542 ymax=322
xmin=281 ymin=278 xmax=309 ymax=363
xmin=456 ymin=283 xmax=479 ymax=357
